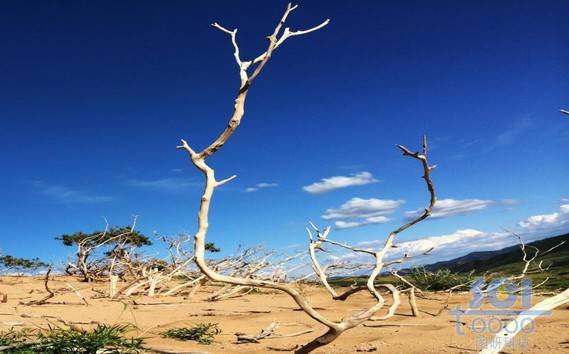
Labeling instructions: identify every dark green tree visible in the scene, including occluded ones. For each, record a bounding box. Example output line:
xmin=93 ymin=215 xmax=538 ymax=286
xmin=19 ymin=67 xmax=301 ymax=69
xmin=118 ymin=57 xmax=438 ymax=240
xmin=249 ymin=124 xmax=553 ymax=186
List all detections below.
xmin=0 ymin=255 xmax=48 ymax=273
xmin=56 ymin=226 xmax=151 ymax=282
xmin=56 ymin=226 xmax=151 ymax=248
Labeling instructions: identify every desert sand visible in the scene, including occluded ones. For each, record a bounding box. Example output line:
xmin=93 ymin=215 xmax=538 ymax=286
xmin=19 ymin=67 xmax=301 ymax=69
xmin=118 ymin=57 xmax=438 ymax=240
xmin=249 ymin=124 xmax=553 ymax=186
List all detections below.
xmin=1 ymin=276 xmax=568 ymax=353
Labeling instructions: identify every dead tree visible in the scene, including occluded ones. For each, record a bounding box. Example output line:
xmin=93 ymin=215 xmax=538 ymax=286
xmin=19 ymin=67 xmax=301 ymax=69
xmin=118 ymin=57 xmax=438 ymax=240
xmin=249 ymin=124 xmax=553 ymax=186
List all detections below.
xmin=176 ymin=4 xmax=437 ymax=352
xmin=58 ymin=218 xmax=150 ymax=282
xmin=20 ymin=268 xmax=54 ymax=305
xmin=463 ymin=232 xmax=566 ymax=297
xmin=115 ymin=234 xmax=225 ymax=298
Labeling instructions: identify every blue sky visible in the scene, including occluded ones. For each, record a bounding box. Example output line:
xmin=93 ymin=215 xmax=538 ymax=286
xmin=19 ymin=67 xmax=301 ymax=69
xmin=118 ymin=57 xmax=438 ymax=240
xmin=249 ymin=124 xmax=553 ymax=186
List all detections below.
xmin=1 ymin=0 xmax=568 ymax=265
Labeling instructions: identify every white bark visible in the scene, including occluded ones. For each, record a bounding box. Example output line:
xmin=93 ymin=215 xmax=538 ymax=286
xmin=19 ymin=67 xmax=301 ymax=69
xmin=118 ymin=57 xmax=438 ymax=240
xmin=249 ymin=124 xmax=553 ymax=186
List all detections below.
xmin=177 ymin=4 xmax=436 ymax=353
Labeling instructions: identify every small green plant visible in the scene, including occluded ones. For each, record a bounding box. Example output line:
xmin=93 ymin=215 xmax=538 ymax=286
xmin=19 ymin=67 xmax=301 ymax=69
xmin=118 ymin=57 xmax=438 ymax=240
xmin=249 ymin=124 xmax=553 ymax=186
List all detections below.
xmin=205 ymin=242 xmax=220 ymax=253
xmin=162 ymin=323 xmax=220 ymax=345
xmin=0 ymin=324 xmax=143 ymax=353
xmin=0 ymin=328 xmax=36 ymax=348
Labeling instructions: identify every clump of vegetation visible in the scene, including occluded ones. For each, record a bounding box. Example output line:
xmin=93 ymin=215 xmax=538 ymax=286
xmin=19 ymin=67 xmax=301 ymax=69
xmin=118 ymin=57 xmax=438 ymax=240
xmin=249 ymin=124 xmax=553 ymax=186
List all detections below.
xmin=409 ymin=266 xmax=474 ymax=291
xmin=0 ymin=328 xmax=35 ymax=348
xmin=205 ymin=242 xmax=220 ymax=253
xmin=0 ymin=324 xmax=144 ymax=353
xmin=55 ymin=226 xmax=152 ymax=282
xmin=56 ymin=227 xmax=152 ymax=248
xmin=162 ymin=323 xmax=220 ymax=345
xmin=0 ymin=255 xmax=48 ymax=273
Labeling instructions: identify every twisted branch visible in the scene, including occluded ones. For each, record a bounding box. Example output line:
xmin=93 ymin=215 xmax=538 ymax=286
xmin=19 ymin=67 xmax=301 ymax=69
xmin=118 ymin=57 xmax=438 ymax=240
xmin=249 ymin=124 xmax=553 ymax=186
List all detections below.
xmin=178 ymin=4 xmax=435 ymax=353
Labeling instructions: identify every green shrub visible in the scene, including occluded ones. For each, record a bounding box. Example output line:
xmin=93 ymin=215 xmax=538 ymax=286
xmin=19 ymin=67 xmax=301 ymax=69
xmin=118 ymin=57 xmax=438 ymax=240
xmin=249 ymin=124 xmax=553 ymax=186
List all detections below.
xmin=409 ymin=266 xmax=474 ymax=291
xmin=162 ymin=323 xmax=220 ymax=345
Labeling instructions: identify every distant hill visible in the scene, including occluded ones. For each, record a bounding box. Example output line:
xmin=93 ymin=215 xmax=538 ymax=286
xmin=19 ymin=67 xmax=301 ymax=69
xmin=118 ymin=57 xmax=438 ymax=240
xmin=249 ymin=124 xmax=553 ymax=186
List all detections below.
xmin=424 ymin=233 xmax=569 ymax=273
xmin=329 ymin=233 xmax=569 ymax=290
xmin=421 ymin=232 xmax=569 ymax=289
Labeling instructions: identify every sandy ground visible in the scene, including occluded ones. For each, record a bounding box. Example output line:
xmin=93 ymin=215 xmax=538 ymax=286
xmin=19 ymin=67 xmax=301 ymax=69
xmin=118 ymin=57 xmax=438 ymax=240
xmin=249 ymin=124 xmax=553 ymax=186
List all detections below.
xmin=1 ymin=276 xmax=568 ymax=353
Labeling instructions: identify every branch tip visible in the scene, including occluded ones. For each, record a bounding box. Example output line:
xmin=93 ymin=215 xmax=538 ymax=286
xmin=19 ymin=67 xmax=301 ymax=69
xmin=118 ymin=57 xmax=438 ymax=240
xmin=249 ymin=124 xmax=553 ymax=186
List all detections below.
xmin=216 ymin=174 xmax=237 ymax=187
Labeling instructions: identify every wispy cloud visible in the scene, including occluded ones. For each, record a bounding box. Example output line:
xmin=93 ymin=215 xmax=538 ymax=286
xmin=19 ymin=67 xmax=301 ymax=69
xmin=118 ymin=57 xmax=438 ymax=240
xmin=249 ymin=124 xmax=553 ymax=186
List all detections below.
xmin=245 ymin=182 xmax=278 ymax=193
xmin=500 ymin=198 xmax=519 ymax=206
xmin=484 ymin=117 xmax=532 ymax=153
xmin=352 ymin=228 xmax=524 ymax=266
xmin=303 ymin=172 xmax=379 ymax=194
xmin=322 ymin=197 xmax=403 ymax=230
xmin=327 ymin=229 xmax=514 ymax=266
xmin=405 ymin=198 xmax=493 ymax=220
xmin=395 ymin=229 xmax=497 ymax=255
xmin=28 ymin=180 xmax=113 ymax=204
xmin=127 ymin=177 xmax=200 ymax=192
xmin=335 ymin=215 xmax=390 ymax=230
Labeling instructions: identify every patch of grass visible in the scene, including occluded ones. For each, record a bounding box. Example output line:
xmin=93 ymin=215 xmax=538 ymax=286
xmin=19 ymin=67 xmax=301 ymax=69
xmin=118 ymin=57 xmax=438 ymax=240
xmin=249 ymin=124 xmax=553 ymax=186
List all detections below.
xmin=162 ymin=323 xmax=220 ymax=345
xmin=408 ymin=266 xmax=474 ymax=291
xmin=0 ymin=328 xmax=35 ymax=348
xmin=0 ymin=324 xmax=143 ymax=353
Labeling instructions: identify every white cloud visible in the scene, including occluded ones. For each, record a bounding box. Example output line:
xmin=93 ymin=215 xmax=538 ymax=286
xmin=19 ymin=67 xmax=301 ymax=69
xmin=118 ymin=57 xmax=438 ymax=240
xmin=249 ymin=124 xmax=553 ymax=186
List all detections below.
xmin=323 ymin=198 xmax=403 ymax=220
xmin=321 ymin=229 xmax=516 ymax=269
xmin=303 ymin=172 xmax=379 ymax=194
xmin=350 ymin=229 xmax=516 ymax=265
xmin=335 ymin=216 xmax=390 ymax=230
xmin=322 ymin=197 xmax=403 ymax=230
xmin=335 ymin=221 xmax=365 ymax=230
xmin=518 ymin=204 xmax=569 ymax=232
xmin=369 ymin=204 xmax=569 ymax=262
xmin=245 ymin=182 xmax=278 ymax=193
xmin=396 ymin=229 xmax=490 ymax=255
xmin=318 ymin=203 xmax=569 ymax=268
xmin=128 ymin=177 xmax=200 ymax=192
xmin=28 ymin=180 xmax=113 ymax=204
xmin=405 ymin=198 xmax=493 ymax=219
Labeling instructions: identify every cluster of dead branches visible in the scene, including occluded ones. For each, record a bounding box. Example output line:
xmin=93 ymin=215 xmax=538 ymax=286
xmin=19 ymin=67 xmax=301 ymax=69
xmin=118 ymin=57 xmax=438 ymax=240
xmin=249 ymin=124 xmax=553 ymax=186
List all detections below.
xmin=58 ymin=219 xmax=288 ymax=300
xmin=59 ymin=217 xmax=152 ymax=282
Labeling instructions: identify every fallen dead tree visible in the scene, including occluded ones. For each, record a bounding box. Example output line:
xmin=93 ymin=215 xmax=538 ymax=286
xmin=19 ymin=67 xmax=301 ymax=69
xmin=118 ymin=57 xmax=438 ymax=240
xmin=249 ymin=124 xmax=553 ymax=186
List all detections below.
xmin=235 ymin=322 xmax=314 ymax=344
xmin=19 ymin=268 xmax=54 ymax=306
xmin=18 ymin=268 xmax=89 ymax=306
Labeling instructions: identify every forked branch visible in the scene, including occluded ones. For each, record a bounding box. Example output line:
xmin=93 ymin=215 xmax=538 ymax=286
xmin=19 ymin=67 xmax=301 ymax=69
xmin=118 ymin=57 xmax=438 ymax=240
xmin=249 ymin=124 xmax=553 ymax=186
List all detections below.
xmin=178 ymin=4 xmax=436 ymax=353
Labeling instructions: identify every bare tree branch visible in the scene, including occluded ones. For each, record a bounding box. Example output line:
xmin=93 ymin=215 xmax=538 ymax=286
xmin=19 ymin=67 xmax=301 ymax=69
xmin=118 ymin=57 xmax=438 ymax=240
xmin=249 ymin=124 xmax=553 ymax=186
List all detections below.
xmin=177 ymin=4 xmax=436 ymax=353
